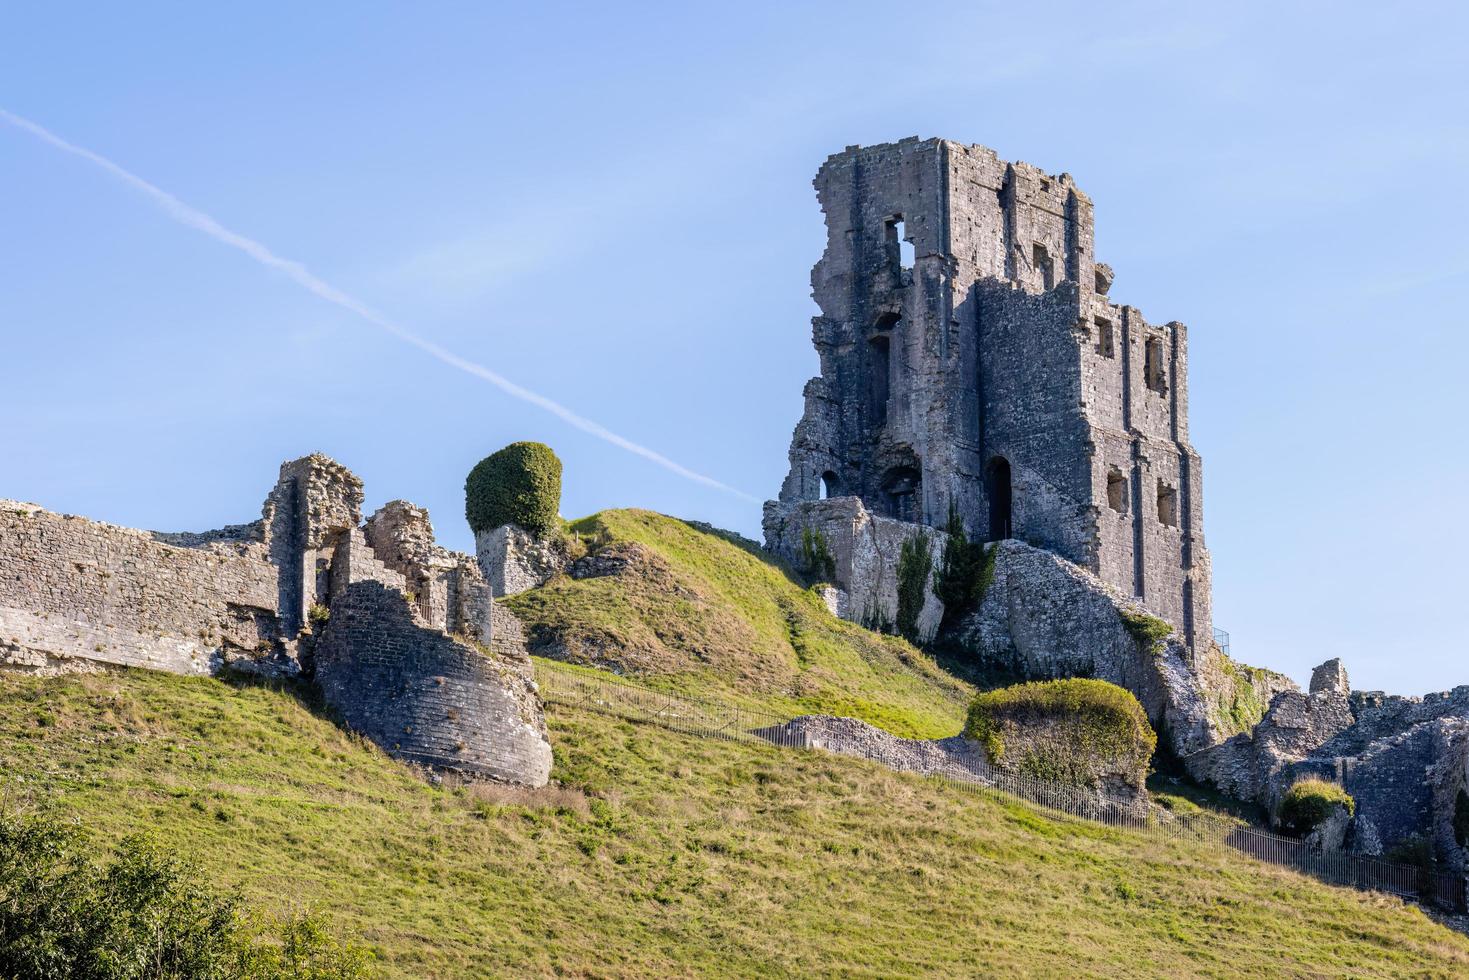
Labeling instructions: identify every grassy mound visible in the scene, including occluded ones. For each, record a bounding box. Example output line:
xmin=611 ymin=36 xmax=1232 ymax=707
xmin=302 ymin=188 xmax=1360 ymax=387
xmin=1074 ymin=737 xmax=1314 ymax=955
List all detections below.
xmin=965 ymin=679 xmax=1157 ymax=788
xmin=2 ymin=668 xmax=1466 ymax=978
xmin=505 ymin=509 xmax=974 ymax=738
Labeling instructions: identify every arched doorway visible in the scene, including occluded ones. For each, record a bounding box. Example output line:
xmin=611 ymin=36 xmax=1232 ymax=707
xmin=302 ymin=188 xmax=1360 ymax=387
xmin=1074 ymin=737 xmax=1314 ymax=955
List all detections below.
xmin=986 ymin=456 xmax=1012 ymax=540
xmin=820 ymin=470 xmax=841 ymax=500
xmin=881 ymin=465 xmax=922 ymax=523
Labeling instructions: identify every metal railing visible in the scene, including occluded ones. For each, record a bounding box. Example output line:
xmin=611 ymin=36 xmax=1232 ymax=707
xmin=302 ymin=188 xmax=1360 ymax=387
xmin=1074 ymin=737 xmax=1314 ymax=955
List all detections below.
xmin=532 ymin=658 xmax=1467 ymax=914
xmin=1213 ymin=626 xmax=1231 ymax=655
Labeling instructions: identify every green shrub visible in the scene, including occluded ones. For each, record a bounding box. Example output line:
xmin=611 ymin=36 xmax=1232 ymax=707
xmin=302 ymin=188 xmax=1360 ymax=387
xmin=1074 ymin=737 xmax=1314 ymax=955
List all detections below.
xmin=1277 ymin=778 xmax=1355 ymax=837
xmin=894 ymin=532 xmax=933 ymax=643
xmin=1119 ymin=608 xmax=1172 ymax=654
xmin=964 ymin=679 xmax=1156 ymax=787
xmin=933 ymin=503 xmax=994 ymax=631
xmin=0 ymin=809 xmax=371 ymax=978
xmin=1384 ymin=834 xmax=1435 ymax=870
xmin=465 ymin=442 xmax=563 ymax=538
xmin=799 ymin=527 xmax=836 ymax=583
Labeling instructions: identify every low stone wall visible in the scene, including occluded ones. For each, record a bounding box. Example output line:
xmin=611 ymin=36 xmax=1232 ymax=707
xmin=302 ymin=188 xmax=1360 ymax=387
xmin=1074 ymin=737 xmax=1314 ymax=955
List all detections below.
xmin=0 ymin=501 xmax=279 ymax=676
xmin=757 ymin=713 xmax=1146 ymax=809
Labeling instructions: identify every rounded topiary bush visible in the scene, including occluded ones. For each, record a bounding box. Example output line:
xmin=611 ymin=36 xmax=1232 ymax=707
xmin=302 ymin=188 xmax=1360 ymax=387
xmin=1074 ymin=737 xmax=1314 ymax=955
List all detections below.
xmin=964 ymin=678 xmax=1156 ymax=789
xmin=465 ymin=442 xmax=563 ymax=538
xmin=1278 ymin=778 xmax=1355 ymax=837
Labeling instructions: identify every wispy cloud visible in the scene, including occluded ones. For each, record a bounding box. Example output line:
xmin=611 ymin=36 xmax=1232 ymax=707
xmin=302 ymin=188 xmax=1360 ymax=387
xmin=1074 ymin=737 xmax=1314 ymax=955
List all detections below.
xmin=0 ymin=106 xmax=757 ymax=502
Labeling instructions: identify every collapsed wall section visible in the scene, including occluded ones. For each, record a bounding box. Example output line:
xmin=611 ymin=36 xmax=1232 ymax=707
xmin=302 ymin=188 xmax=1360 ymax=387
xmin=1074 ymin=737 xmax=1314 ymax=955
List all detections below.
xmin=314 ymin=529 xmax=552 ymax=786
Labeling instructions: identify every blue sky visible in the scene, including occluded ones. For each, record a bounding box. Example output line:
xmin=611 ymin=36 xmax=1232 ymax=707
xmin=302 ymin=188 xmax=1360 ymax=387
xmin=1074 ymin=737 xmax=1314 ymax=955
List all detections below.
xmin=2 ymin=2 xmax=1466 ymax=695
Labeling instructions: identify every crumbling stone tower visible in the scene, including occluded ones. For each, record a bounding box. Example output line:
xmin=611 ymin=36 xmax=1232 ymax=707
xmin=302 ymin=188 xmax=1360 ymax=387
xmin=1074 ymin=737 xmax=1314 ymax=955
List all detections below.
xmin=768 ymin=137 xmax=1211 ymax=650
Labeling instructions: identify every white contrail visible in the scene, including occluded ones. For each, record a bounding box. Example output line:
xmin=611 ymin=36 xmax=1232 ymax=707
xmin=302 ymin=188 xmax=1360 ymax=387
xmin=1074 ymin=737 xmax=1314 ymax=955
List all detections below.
xmin=0 ymin=107 xmax=758 ymax=502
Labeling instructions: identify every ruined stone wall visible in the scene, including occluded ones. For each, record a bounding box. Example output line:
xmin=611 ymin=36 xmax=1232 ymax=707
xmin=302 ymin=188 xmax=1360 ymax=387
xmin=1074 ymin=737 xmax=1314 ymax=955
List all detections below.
xmin=0 ymin=455 xmax=551 ymax=786
xmin=770 ymin=136 xmax=1211 ymax=649
xmin=763 ymin=497 xmax=946 ymax=642
xmin=315 ymin=528 xmax=550 ymax=785
xmin=0 ymin=501 xmax=279 ymax=676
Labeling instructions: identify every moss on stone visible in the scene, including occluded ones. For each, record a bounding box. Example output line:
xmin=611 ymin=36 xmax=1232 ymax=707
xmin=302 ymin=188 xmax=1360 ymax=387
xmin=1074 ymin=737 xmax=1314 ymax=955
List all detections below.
xmin=964 ymin=678 xmax=1156 ymax=788
xmin=1279 ymin=778 xmax=1355 ymax=837
xmin=799 ymin=527 xmax=836 ymax=583
xmin=1119 ymin=608 xmax=1172 ymax=655
xmin=465 ymin=442 xmax=563 ymax=538
xmin=1212 ymin=656 xmax=1268 ymax=736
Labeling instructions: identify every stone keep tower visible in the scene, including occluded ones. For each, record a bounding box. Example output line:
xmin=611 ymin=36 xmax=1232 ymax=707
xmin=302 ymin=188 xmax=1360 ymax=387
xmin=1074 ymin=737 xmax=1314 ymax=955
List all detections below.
xmin=767 ymin=137 xmax=1211 ymax=650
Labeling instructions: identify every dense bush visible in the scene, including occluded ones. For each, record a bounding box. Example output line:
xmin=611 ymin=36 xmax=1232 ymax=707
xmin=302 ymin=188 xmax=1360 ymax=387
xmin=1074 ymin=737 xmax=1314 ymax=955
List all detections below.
xmin=1278 ymin=779 xmax=1355 ymax=837
xmin=932 ymin=504 xmax=994 ymax=631
xmin=465 ymin=442 xmax=563 ymax=538
xmin=964 ymin=678 xmax=1156 ymax=786
xmin=894 ymin=532 xmax=933 ymax=643
xmin=0 ymin=810 xmax=370 ymax=979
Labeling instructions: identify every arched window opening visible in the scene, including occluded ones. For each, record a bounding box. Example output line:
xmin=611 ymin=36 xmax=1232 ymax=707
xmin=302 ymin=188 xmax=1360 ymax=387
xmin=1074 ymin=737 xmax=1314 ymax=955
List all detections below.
xmin=1106 ymin=468 xmax=1128 ymax=514
xmin=881 ymin=465 xmax=922 ymax=524
xmin=986 ymin=456 xmax=1013 ymax=540
xmin=868 ymin=334 xmax=891 ymax=426
xmin=820 ymin=471 xmax=841 ymax=500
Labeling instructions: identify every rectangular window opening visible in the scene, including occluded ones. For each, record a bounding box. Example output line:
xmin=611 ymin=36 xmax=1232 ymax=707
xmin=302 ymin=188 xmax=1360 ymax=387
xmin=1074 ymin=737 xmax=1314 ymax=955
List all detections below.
xmin=1145 ymin=336 xmax=1167 ymax=393
xmin=1156 ymin=480 xmax=1179 ymax=527
xmin=886 ymin=216 xmax=915 ymax=270
xmin=1095 ymin=317 xmax=1115 ymax=358
xmin=1107 ymin=469 xmax=1128 ymax=513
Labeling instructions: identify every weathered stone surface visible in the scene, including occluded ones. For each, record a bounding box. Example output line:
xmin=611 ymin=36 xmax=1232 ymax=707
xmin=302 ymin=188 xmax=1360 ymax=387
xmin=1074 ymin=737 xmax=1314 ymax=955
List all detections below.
xmin=1189 ymin=658 xmax=1469 ymax=862
xmin=1430 ymin=723 xmax=1469 ymax=871
xmin=1190 ymin=681 xmax=1355 ymax=803
xmin=1310 ymin=658 xmax=1350 ymax=696
xmin=955 ymin=538 xmax=1281 ymax=758
xmin=0 ymin=456 xmax=552 ymax=786
xmin=767 ymin=137 xmax=1211 ymax=651
xmin=763 ymin=497 xmax=945 ymax=642
xmin=475 ymin=523 xmax=569 ymax=597
xmin=0 ymin=499 xmax=280 ymax=677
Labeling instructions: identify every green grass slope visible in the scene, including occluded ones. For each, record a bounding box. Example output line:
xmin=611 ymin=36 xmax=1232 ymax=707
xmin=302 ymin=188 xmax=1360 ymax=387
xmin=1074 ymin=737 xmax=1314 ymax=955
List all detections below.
xmin=505 ymin=509 xmax=974 ymax=738
xmin=3 ymin=668 xmax=1467 ymax=978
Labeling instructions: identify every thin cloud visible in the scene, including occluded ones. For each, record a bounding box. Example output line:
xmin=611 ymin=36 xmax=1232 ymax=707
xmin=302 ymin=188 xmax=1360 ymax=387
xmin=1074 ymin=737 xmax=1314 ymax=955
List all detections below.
xmin=0 ymin=106 xmax=757 ymax=502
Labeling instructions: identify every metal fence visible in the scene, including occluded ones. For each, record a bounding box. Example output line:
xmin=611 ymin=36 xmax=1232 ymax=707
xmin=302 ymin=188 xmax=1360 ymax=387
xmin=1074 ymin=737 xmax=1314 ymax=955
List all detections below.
xmin=532 ymin=658 xmax=1467 ymax=914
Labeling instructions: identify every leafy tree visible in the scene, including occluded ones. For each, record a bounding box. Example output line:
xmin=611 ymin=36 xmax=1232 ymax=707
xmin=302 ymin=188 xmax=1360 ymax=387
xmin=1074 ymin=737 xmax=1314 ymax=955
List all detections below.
xmin=465 ymin=442 xmax=563 ymax=538
xmin=0 ymin=810 xmax=371 ymax=979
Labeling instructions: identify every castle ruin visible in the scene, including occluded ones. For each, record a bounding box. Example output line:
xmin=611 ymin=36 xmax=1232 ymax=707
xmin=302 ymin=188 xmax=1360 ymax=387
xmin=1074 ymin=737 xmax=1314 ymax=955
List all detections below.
xmin=766 ymin=137 xmax=1209 ymax=650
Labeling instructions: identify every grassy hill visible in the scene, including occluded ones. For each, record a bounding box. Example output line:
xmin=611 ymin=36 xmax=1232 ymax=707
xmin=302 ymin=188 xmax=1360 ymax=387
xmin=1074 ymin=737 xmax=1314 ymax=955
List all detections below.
xmin=504 ymin=509 xmax=976 ymax=739
xmin=3 ymin=667 xmax=1467 ymax=978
